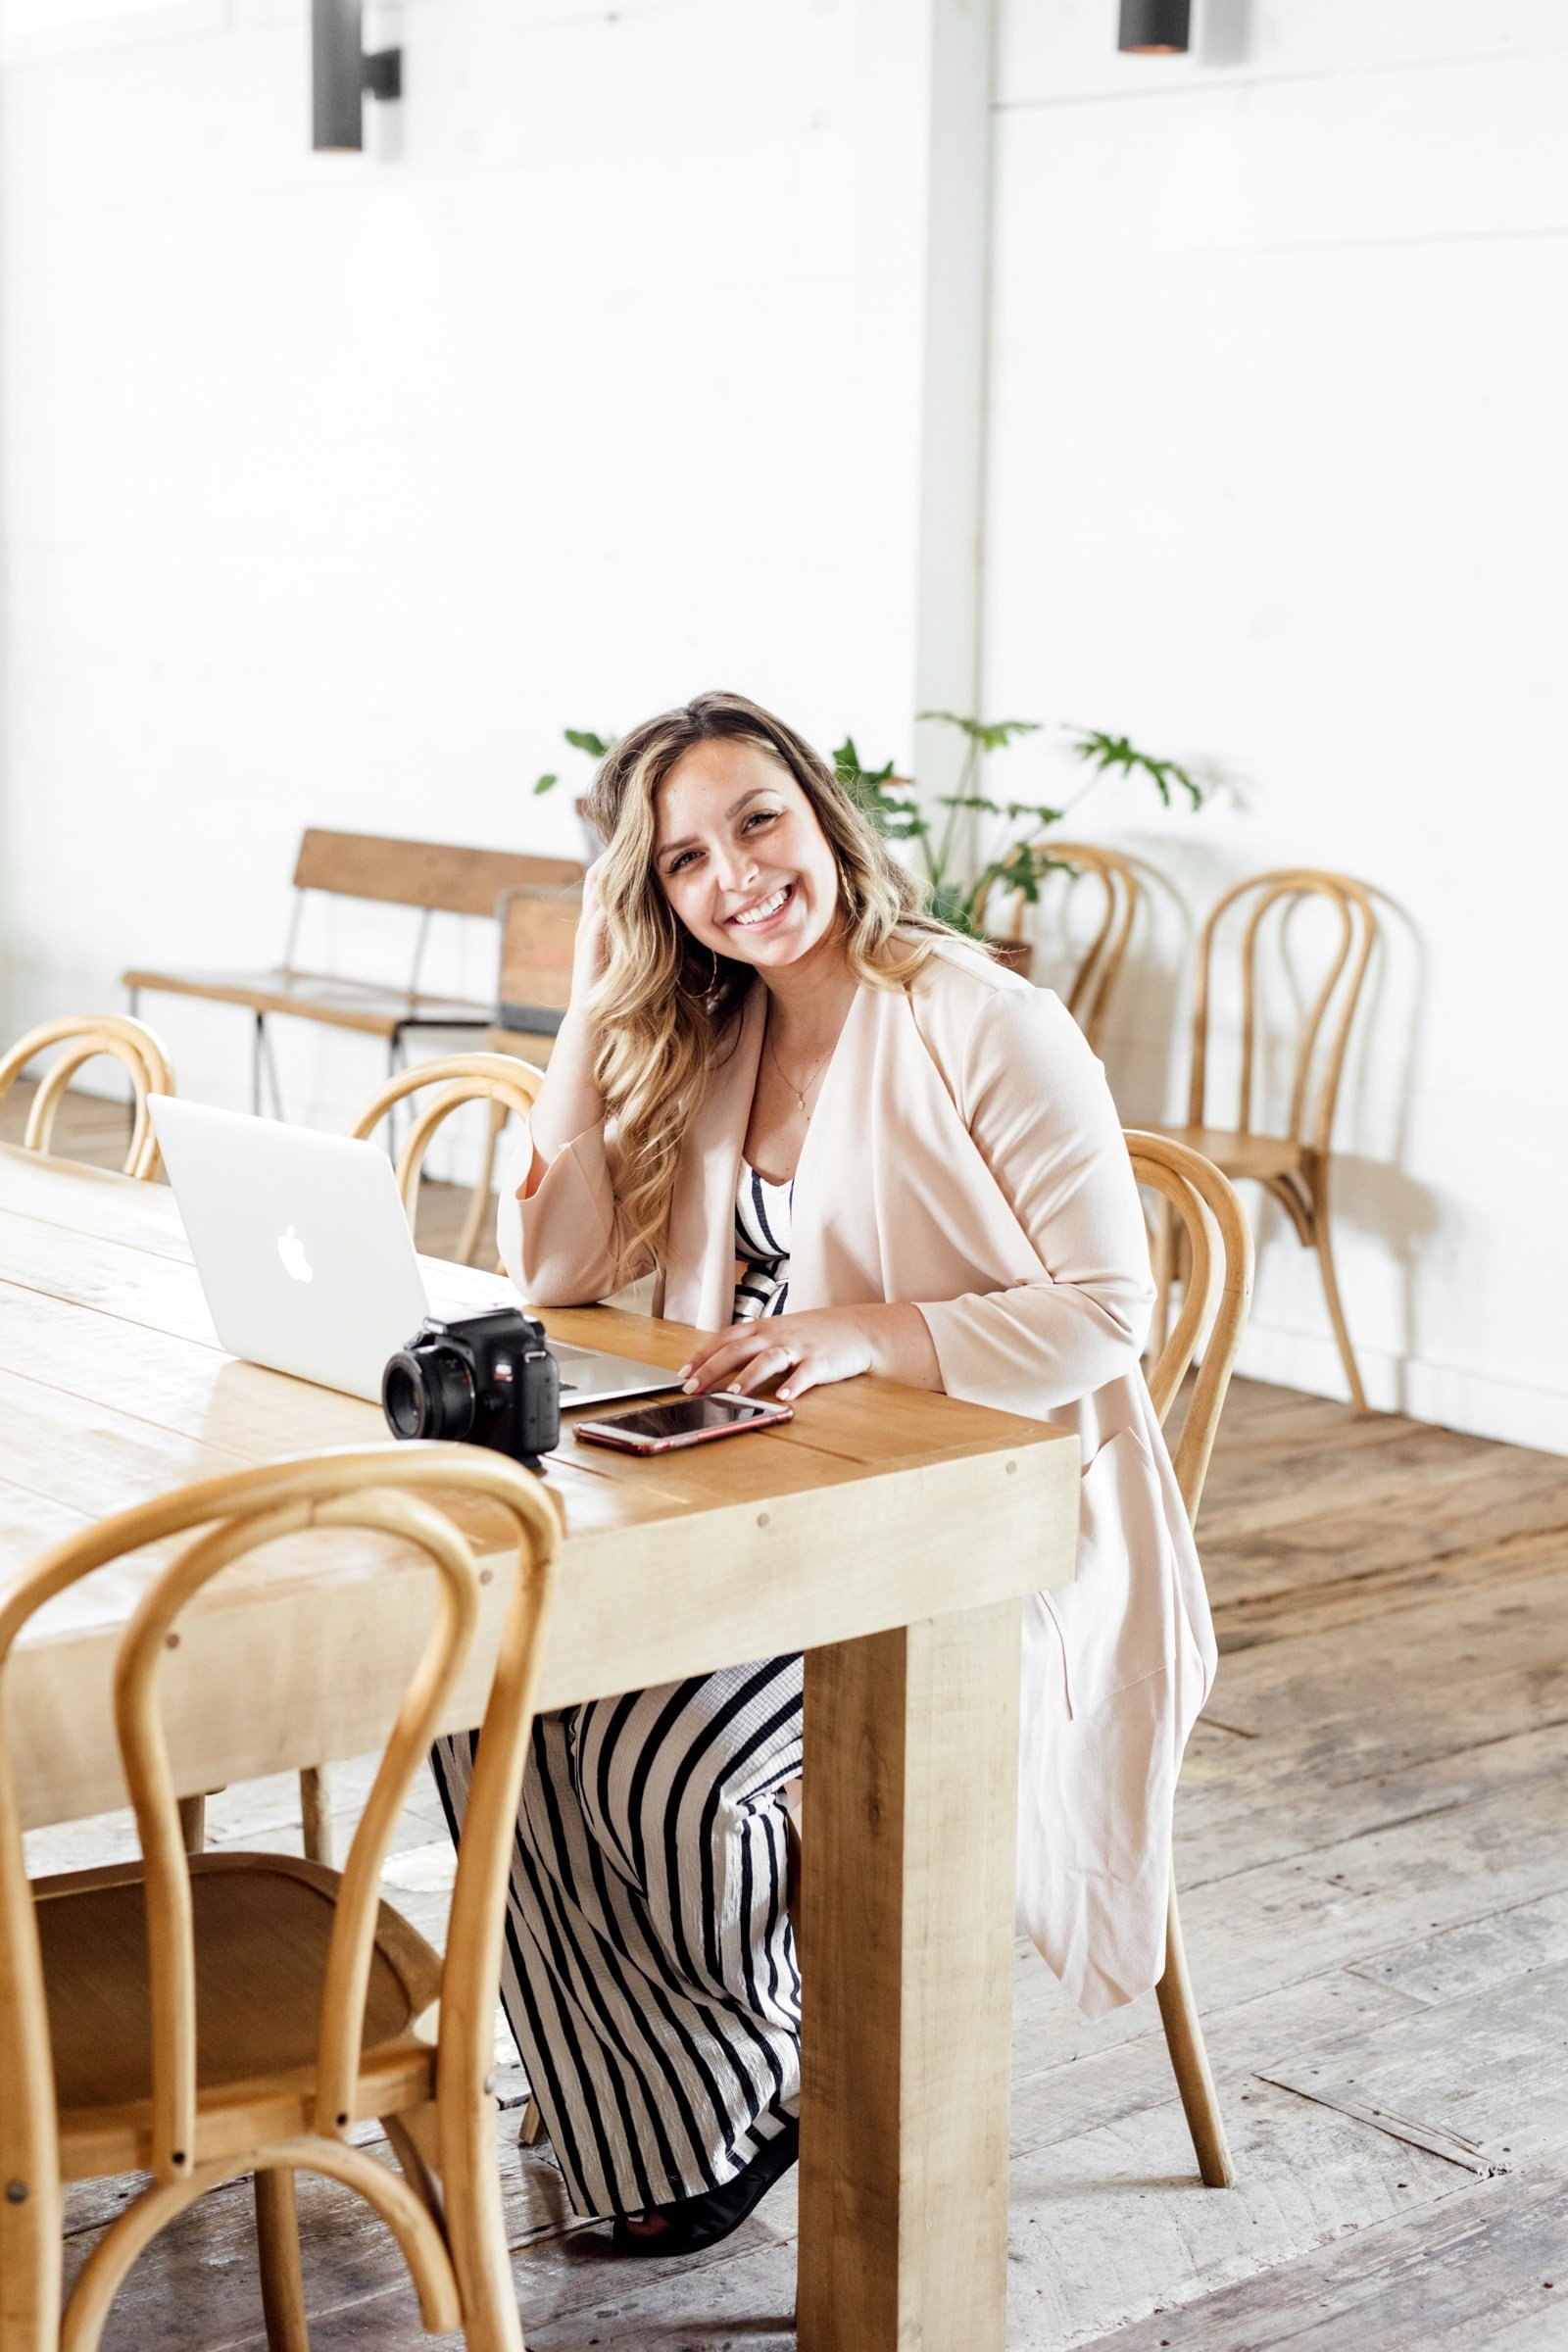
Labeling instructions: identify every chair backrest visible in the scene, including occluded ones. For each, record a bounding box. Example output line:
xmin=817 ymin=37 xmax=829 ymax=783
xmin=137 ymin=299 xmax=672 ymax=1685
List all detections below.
xmin=0 ymin=1445 xmax=558 ymax=2224
xmin=1125 ymin=1131 xmax=1254 ymax=1528
xmin=350 ymin=1053 xmax=545 ymax=1225
xmin=496 ymin=884 xmax=581 ymax=1038
xmin=0 ymin=1014 xmax=174 ymax=1181
xmin=1187 ymin=868 xmax=1377 ymax=1155
xmin=292 ymin=830 xmax=582 ymax=918
xmin=974 ymin=842 xmax=1142 ymax=1053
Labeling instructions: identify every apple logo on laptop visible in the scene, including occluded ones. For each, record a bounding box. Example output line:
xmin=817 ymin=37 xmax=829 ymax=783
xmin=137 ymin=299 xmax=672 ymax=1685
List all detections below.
xmin=276 ymin=1225 xmax=314 ymax=1285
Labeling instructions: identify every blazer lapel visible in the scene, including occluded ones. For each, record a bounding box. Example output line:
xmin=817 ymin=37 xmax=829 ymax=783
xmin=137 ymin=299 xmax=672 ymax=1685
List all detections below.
xmin=790 ymin=978 xmax=1049 ymax=1313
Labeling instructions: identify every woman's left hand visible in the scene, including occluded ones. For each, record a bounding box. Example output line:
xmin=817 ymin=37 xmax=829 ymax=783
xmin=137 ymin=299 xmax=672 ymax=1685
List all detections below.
xmin=678 ymin=1308 xmax=877 ymax=1403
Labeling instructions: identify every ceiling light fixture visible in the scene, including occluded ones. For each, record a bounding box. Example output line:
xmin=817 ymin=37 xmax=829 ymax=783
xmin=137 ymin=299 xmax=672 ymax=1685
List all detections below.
xmin=312 ymin=0 xmax=402 ymax=153
xmin=1118 ymin=0 xmax=1191 ymax=54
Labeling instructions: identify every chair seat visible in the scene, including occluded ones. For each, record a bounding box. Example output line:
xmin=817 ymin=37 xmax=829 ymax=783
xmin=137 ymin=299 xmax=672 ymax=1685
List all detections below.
xmin=1149 ymin=1123 xmax=1316 ymax=1186
xmin=120 ymin=965 xmax=496 ymax=1039
xmin=37 ymin=1850 xmax=442 ymax=2180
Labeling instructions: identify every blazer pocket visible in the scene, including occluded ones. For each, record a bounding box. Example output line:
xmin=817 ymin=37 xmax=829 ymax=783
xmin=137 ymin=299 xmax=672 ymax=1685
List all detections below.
xmin=1042 ymin=1423 xmax=1175 ymax=1721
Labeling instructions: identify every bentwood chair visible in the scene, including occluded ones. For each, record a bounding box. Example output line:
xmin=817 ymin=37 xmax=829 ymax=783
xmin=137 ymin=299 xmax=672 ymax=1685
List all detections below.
xmin=0 ymin=1014 xmax=174 ymax=1182
xmin=970 ymin=842 xmax=1143 ymax=1053
xmin=0 ymin=1444 xmax=558 ymax=2352
xmin=352 ymin=1052 xmax=547 ymax=1272
xmin=1152 ymin=868 xmax=1377 ymax=1411
xmin=1124 ymin=1128 xmax=1254 ymax=2188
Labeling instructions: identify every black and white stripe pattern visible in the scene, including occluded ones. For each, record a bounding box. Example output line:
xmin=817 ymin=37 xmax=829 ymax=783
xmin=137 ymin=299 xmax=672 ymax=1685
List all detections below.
xmin=430 ymin=1656 xmax=804 ymax=2220
xmin=732 ymin=1159 xmax=793 ymax=1323
xmin=427 ymin=1175 xmax=807 ymax=2220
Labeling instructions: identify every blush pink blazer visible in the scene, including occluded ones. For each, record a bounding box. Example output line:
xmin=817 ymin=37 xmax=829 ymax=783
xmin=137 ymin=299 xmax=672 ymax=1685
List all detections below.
xmin=499 ymin=941 xmax=1217 ymax=2016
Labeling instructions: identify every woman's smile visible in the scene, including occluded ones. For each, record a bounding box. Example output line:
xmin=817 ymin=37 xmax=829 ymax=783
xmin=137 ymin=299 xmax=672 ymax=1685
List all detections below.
xmin=726 ymin=880 xmax=796 ymax=931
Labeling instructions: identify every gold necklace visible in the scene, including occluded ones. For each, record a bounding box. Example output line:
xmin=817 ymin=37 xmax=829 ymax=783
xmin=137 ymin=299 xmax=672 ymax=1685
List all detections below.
xmin=765 ymin=1024 xmax=833 ymax=1117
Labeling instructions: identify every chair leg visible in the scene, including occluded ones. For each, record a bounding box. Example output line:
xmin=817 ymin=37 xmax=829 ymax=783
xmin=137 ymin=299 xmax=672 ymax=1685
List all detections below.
xmin=1309 ymin=1187 xmax=1370 ymax=1415
xmin=442 ymin=2093 xmax=524 ymax=2352
xmin=1154 ymin=1878 xmax=1234 ymax=2187
xmin=299 ymin=1765 xmax=333 ymax=1867
xmin=177 ymin=1793 xmax=206 ymax=1854
xmin=457 ymin=1098 xmax=507 ymax=1268
xmin=254 ymin=2167 xmax=310 ymax=2352
xmin=517 ymin=2096 xmax=544 ymax=2148
xmin=385 ymin=2108 xmax=446 ymax=2224
xmin=0 ymin=2165 xmax=63 ymax=2352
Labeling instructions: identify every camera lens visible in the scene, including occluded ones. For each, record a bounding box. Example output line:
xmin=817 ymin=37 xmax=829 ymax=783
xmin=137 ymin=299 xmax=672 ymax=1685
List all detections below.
xmin=383 ymin=1345 xmax=475 ymax=1442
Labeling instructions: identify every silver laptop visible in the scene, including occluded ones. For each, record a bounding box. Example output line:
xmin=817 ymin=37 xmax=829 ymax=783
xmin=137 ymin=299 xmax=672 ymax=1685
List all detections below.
xmin=148 ymin=1097 xmax=681 ymax=1411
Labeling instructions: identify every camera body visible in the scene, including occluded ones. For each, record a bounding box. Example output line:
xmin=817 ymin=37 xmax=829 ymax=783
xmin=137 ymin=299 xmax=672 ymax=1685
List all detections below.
xmin=382 ymin=1306 xmax=561 ymax=1471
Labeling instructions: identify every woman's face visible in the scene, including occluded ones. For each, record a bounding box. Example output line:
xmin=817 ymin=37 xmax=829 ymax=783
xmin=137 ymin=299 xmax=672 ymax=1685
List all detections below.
xmin=652 ymin=737 xmax=843 ymax=972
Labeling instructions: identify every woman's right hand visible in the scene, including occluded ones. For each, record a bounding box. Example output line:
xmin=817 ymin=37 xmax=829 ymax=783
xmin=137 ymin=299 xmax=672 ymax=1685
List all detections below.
xmin=570 ymin=855 xmax=612 ymax=1007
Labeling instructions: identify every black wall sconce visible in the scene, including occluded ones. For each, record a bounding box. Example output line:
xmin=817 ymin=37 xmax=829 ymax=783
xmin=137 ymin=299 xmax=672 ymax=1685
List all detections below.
xmin=313 ymin=0 xmax=402 ymax=152
xmin=1118 ymin=0 xmax=1191 ymax=53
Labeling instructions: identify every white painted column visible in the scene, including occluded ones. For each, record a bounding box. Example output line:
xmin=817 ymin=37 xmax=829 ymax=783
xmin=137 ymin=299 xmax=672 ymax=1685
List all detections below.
xmin=849 ymin=0 xmax=996 ymax=796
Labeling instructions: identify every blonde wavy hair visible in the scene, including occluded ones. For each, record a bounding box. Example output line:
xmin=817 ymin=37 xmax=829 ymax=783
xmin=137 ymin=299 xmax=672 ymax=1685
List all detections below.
xmin=583 ymin=690 xmax=958 ymax=1274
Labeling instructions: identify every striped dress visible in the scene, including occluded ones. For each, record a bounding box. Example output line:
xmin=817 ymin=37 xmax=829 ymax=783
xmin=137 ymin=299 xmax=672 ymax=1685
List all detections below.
xmin=429 ymin=1160 xmax=803 ymax=2219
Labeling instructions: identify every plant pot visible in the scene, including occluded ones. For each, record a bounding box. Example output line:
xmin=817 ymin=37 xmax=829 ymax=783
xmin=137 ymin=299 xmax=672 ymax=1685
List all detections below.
xmin=984 ymin=935 xmax=1034 ymax=980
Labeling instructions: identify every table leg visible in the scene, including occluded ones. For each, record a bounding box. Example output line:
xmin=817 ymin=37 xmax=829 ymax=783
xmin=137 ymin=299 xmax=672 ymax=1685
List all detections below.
xmin=797 ymin=1600 xmax=1020 ymax=2352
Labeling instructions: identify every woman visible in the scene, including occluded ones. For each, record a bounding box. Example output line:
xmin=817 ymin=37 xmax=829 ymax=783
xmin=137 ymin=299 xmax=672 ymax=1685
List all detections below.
xmin=432 ymin=690 xmax=1215 ymax=2253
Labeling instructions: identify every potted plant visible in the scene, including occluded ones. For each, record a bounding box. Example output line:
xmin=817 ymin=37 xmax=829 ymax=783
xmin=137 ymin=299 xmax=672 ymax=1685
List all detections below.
xmin=832 ymin=713 xmax=1205 ymax=972
xmin=535 ymin=713 xmax=1204 ymax=978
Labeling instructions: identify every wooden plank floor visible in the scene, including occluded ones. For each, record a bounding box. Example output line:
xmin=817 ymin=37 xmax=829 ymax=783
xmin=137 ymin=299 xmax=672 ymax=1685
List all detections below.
xmin=8 ymin=1084 xmax=1568 ymax=2348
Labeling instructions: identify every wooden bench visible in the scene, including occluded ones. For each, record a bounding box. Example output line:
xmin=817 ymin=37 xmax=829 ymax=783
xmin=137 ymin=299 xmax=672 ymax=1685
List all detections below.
xmin=123 ymin=829 xmax=582 ymax=1115
xmin=489 ymin=883 xmax=581 ymax=1064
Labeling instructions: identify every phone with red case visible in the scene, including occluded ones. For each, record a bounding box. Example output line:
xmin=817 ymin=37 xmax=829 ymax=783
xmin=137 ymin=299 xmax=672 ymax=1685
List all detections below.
xmin=572 ymin=1393 xmax=794 ymax=1453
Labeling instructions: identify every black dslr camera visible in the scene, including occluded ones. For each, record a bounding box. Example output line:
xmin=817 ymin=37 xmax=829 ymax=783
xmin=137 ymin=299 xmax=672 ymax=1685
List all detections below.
xmin=382 ymin=1307 xmax=561 ymax=1472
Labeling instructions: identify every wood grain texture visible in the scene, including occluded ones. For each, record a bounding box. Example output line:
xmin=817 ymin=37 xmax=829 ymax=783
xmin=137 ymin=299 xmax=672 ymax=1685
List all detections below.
xmin=290 ymin=831 xmax=581 ymax=917
xmin=798 ymin=1602 xmax=1021 ymax=2352
xmin=1069 ymin=2169 xmax=1568 ymax=2352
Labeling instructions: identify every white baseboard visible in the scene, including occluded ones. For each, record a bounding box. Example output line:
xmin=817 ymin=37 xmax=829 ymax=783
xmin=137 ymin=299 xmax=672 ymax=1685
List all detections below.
xmin=1235 ymin=1320 xmax=1568 ymax=1457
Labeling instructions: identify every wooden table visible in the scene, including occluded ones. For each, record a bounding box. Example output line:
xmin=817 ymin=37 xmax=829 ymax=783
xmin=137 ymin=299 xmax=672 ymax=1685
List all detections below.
xmin=0 ymin=1143 xmax=1079 ymax=2352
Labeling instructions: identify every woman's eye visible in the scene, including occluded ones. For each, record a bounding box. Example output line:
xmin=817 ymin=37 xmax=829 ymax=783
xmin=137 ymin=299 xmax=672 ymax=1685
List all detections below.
xmin=666 ymin=849 xmax=699 ymax=875
xmin=744 ymin=808 xmax=781 ymax=832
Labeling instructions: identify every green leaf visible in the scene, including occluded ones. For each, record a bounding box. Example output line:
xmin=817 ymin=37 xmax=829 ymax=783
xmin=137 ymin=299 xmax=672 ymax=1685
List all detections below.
xmin=532 ymin=772 xmax=560 ymax=795
xmin=1068 ymin=728 xmax=1205 ymax=810
xmin=1004 ymin=802 xmax=1064 ymax=827
xmin=931 ymin=882 xmax=973 ymax=931
xmin=564 ymin=728 xmax=612 ymax=759
xmin=918 ymin=710 xmax=1041 ymax=752
xmin=935 ymin=794 xmax=1005 ymax=814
